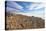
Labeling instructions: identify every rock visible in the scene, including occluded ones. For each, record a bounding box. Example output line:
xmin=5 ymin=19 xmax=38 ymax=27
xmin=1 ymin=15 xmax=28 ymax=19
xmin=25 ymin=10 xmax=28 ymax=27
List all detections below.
xmin=5 ymin=12 xmax=45 ymax=30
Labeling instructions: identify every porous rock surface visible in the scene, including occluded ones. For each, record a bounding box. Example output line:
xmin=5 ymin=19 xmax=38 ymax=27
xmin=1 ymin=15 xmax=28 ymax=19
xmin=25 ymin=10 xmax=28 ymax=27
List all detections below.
xmin=5 ymin=12 xmax=45 ymax=30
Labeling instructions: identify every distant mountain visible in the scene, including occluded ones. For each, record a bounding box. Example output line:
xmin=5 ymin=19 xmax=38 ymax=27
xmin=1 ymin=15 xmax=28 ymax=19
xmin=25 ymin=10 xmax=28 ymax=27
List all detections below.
xmin=5 ymin=12 xmax=45 ymax=30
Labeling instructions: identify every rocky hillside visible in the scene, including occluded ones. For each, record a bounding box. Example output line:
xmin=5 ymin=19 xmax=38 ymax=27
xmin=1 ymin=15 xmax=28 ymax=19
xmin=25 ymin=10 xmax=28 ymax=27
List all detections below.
xmin=5 ymin=12 xmax=45 ymax=30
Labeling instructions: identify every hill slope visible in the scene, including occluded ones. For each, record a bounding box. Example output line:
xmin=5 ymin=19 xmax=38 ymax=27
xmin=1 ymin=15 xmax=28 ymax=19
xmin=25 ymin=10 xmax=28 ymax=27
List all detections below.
xmin=5 ymin=12 xmax=45 ymax=30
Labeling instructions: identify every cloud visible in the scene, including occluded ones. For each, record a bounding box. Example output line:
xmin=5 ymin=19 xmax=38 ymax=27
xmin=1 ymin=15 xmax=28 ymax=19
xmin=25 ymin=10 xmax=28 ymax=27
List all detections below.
xmin=26 ymin=3 xmax=38 ymax=10
xmin=25 ymin=3 xmax=44 ymax=14
xmin=7 ymin=1 xmax=23 ymax=10
xmin=26 ymin=3 xmax=44 ymax=11
xmin=6 ymin=7 xmax=17 ymax=12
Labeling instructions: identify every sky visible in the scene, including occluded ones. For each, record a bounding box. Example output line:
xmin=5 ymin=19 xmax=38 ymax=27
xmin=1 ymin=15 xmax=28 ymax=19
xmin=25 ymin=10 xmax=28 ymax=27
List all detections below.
xmin=6 ymin=1 xmax=45 ymax=19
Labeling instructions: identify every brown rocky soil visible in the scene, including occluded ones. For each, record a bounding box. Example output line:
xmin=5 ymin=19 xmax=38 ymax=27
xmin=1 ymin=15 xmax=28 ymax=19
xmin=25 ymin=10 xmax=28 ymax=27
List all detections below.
xmin=5 ymin=12 xmax=45 ymax=30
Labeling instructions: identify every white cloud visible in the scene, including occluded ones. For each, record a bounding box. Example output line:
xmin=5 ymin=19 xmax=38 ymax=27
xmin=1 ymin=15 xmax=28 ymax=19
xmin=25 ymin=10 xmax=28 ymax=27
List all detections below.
xmin=26 ymin=3 xmax=39 ymax=10
xmin=34 ymin=4 xmax=44 ymax=10
xmin=6 ymin=7 xmax=23 ymax=13
xmin=7 ymin=1 xmax=23 ymax=10
xmin=15 ymin=2 xmax=23 ymax=10
xmin=6 ymin=7 xmax=16 ymax=11
xmin=27 ymin=3 xmax=44 ymax=11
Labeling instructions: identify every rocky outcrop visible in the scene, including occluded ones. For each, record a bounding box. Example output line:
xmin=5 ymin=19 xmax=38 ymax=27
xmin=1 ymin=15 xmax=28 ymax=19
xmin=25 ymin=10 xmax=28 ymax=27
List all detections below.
xmin=5 ymin=12 xmax=45 ymax=30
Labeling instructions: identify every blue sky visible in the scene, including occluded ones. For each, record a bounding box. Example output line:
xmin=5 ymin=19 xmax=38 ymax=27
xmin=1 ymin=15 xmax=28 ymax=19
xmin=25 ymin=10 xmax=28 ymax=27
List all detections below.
xmin=16 ymin=2 xmax=32 ymax=8
xmin=6 ymin=1 xmax=32 ymax=12
xmin=6 ymin=1 xmax=44 ymax=19
xmin=6 ymin=1 xmax=44 ymax=13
